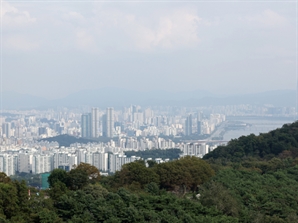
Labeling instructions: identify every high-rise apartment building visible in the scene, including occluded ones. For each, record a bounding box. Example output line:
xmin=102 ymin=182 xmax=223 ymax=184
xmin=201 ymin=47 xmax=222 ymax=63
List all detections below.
xmin=197 ymin=111 xmax=203 ymax=122
xmin=184 ymin=114 xmax=192 ymax=136
xmin=81 ymin=113 xmax=91 ymax=138
xmin=103 ymin=107 xmax=114 ymax=137
xmin=93 ymin=152 xmax=108 ymax=172
xmin=91 ymin=108 xmax=99 ymax=138
xmin=197 ymin=121 xmax=202 ymax=135
xmin=18 ymin=153 xmax=32 ymax=173
xmin=2 ymin=122 xmax=11 ymax=138
xmin=0 ymin=154 xmax=15 ymax=176
xmin=32 ymin=155 xmax=52 ymax=174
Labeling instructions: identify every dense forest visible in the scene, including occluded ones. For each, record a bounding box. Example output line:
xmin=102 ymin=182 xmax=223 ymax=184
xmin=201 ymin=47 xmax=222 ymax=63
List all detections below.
xmin=2 ymin=121 xmax=298 ymax=222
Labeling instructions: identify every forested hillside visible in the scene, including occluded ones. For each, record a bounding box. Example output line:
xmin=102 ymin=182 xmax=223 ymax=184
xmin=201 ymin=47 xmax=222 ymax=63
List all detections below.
xmin=2 ymin=122 xmax=298 ymax=222
xmin=204 ymin=121 xmax=298 ymax=161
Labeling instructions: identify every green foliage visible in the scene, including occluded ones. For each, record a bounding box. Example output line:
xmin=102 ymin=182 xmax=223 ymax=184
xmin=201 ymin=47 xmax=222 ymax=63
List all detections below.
xmin=10 ymin=172 xmax=44 ymax=188
xmin=35 ymin=208 xmax=62 ymax=223
xmin=106 ymin=156 xmax=214 ymax=194
xmin=113 ymin=161 xmax=160 ymax=190
xmin=53 ymin=187 xmax=237 ymax=222
xmin=47 ymin=169 xmax=68 ymax=188
xmin=0 ymin=183 xmax=18 ymax=219
xmin=48 ymin=163 xmax=101 ymax=191
xmin=67 ymin=168 xmax=89 ymax=190
xmin=204 ymin=121 xmax=298 ymax=161
xmin=200 ymin=167 xmax=298 ymax=222
xmin=199 ymin=181 xmax=240 ymax=217
xmin=75 ymin=162 xmax=101 ymax=183
xmin=0 ymin=173 xmax=11 ymax=184
xmin=155 ymin=156 xmax=215 ymax=192
xmin=48 ymin=181 xmax=68 ymax=201
xmin=5 ymin=122 xmax=298 ymax=222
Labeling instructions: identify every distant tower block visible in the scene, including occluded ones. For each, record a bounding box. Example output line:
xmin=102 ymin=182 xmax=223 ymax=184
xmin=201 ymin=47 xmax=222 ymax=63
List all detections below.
xmin=184 ymin=114 xmax=192 ymax=136
xmin=91 ymin=108 xmax=99 ymax=138
xmin=81 ymin=113 xmax=91 ymax=138
xmin=103 ymin=107 xmax=114 ymax=138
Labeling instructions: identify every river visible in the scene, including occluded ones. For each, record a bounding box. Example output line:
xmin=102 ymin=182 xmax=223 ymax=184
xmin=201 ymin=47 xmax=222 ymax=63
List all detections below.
xmin=223 ymin=116 xmax=296 ymax=142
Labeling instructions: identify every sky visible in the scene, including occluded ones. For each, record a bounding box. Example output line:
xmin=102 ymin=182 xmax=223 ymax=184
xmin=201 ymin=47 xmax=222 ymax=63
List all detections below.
xmin=1 ymin=0 xmax=296 ymax=99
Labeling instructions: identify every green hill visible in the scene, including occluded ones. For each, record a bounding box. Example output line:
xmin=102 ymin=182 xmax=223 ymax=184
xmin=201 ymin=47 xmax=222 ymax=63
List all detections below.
xmin=3 ymin=122 xmax=298 ymax=222
xmin=39 ymin=134 xmax=117 ymax=147
xmin=203 ymin=121 xmax=298 ymax=162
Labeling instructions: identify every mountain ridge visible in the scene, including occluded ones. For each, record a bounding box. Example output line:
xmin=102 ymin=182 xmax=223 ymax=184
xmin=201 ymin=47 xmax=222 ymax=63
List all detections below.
xmin=1 ymin=88 xmax=296 ymax=109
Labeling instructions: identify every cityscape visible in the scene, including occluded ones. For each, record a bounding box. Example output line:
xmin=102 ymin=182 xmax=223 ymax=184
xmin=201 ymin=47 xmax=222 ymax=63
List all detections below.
xmin=1 ymin=1 xmax=297 ymax=221
xmin=0 ymin=103 xmax=295 ymax=176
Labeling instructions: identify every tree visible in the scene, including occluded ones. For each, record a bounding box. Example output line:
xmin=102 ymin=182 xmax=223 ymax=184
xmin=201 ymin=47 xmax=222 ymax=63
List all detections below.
xmin=75 ymin=163 xmax=100 ymax=183
xmin=155 ymin=156 xmax=215 ymax=193
xmin=115 ymin=161 xmax=159 ymax=189
xmin=0 ymin=183 xmax=19 ymax=219
xmin=200 ymin=181 xmax=240 ymax=217
xmin=48 ymin=169 xmax=68 ymax=188
xmin=36 ymin=208 xmax=62 ymax=223
xmin=0 ymin=173 xmax=11 ymax=184
xmin=82 ymin=183 xmax=109 ymax=199
xmin=67 ymin=168 xmax=89 ymax=190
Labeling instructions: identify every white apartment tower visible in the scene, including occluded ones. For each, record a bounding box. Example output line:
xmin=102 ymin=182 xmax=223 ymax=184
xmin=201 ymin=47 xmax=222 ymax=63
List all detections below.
xmin=2 ymin=123 xmax=11 ymax=138
xmin=91 ymin=108 xmax=99 ymax=138
xmin=93 ymin=152 xmax=108 ymax=172
xmin=103 ymin=107 xmax=114 ymax=138
xmin=0 ymin=154 xmax=15 ymax=176
xmin=32 ymin=155 xmax=52 ymax=174
xmin=18 ymin=153 xmax=32 ymax=173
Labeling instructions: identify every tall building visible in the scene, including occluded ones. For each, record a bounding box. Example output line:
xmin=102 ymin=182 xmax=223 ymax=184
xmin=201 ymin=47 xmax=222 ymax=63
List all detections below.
xmin=103 ymin=107 xmax=114 ymax=137
xmin=184 ymin=114 xmax=192 ymax=136
xmin=197 ymin=121 xmax=202 ymax=135
xmin=18 ymin=153 xmax=32 ymax=173
xmin=0 ymin=154 xmax=15 ymax=176
xmin=32 ymin=155 xmax=52 ymax=174
xmin=81 ymin=113 xmax=91 ymax=138
xmin=91 ymin=108 xmax=99 ymax=138
xmin=2 ymin=122 xmax=11 ymax=138
xmin=93 ymin=152 xmax=108 ymax=172
xmin=197 ymin=111 xmax=203 ymax=122
xmin=15 ymin=125 xmax=23 ymax=138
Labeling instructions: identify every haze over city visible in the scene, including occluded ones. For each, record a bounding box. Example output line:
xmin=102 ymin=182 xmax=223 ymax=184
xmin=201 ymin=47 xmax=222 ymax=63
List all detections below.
xmin=1 ymin=0 xmax=296 ymax=100
xmin=2 ymin=2 xmax=298 ymax=221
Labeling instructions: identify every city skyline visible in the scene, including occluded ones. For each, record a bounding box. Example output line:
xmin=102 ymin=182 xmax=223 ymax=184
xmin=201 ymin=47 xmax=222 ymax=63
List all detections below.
xmin=0 ymin=103 xmax=295 ymax=176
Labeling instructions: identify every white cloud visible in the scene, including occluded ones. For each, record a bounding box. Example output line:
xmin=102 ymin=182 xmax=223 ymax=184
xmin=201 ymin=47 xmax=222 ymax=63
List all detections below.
xmin=4 ymin=35 xmax=39 ymax=51
xmin=2 ymin=1 xmax=38 ymax=51
xmin=245 ymin=9 xmax=288 ymax=28
xmin=65 ymin=11 xmax=84 ymax=20
xmin=91 ymin=8 xmax=203 ymax=51
xmin=75 ymin=28 xmax=95 ymax=51
xmin=1 ymin=1 xmax=36 ymax=28
xmin=131 ymin=9 xmax=203 ymax=50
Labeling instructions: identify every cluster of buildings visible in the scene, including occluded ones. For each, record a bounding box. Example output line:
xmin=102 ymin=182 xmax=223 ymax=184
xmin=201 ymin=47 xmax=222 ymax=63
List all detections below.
xmin=0 ymin=140 xmax=217 ymax=176
xmin=0 ymin=104 xmax=294 ymax=177
xmin=0 ymin=106 xmax=227 ymax=144
xmin=80 ymin=106 xmax=226 ymax=139
xmin=1 ymin=104 xmax=294 ymax=142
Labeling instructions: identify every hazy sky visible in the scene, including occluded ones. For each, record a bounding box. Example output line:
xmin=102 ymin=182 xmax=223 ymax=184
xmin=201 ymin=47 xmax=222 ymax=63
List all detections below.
xmin=1 ymin=0 xmax=296 ymax=99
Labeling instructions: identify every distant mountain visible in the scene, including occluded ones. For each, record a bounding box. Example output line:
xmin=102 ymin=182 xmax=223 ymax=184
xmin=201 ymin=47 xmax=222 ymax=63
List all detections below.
xmin=38 ymin=134 xmax=97 ymax=147
xmin=39 ymin=134 xmax=116 ymax=147
xmin=1 ymin=91 xmax=51 ymax=110
xmin=1 ymin=88 xmax=296 ymax=109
